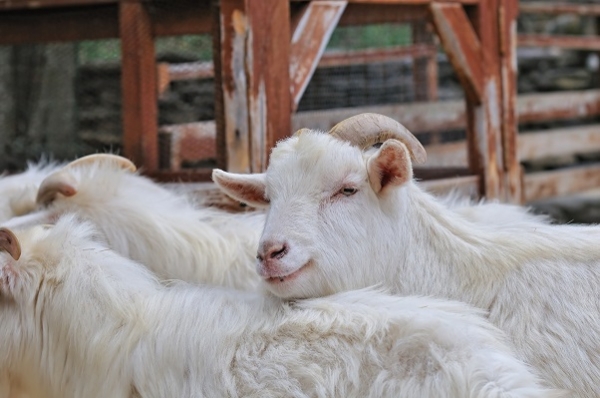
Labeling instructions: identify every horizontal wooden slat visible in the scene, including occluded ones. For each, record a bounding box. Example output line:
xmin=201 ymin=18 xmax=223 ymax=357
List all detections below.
xmin=524 ymin=164 xmax=600 ymax=202
xmin=517 ymin=89 xmax=600 ymax=124
xmin=519 ymin=2 xmax=600 ymax=16
xmin=293 ymin=89 xmax=600 ymax=133
xmin=518 ymin=34 xmax=600 ymax=51
xmin=0 ymin=2 xmax=212 ymax=45
xmin=159 ymin=44 xmax=437 ymax=90
xmin=319 ymin=44 xmax=437 ymax=67
xmin=424 ymin=124 xmax=600 ymax=167
xmin=337 ymin=3 xmax=428 ymax=25
xmin=159 ymin=121 xmax=216 ymax=171
xmin=292 ymin=99 xmax=466 ymax=134
xmin=518 ymin=125 xmax=600 ymax=161
xmin=0 ymin=0 xmax=117 ymax=10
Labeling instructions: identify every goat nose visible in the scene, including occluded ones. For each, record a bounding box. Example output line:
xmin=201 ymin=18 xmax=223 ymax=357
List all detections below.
xmin=257 ymin=241 xmax=288 ymax=261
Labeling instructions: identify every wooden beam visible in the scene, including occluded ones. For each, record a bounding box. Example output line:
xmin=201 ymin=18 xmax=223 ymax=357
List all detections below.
xmin=499 ymin=0 xmax=522 ymax=202
xmin=0 ymin=2 xmax=212 ymax=46
xmin=217 ymin=0 xmax=251 ymax=173
xmin=519 ymin=2 xmax=600 ymax=16
xmin=119 ymin=1 xmax=158 ymax=170
xmin=245 ymin=0 xmax=292 ymax=171
xmin=0 ymin=0 xmax=116 ymax=10
xmin=518 ymin=35 xmax=600 ymax=51
xmin=217 ymin=0 xmax=291 ymax=173
xmin=524 ymin=164 xmax=600 ymax=202
xmin=290 ymin=1 xmax=347 ymax=111
xmin=411 ymin=22 xmax=438 ymax=102
xmin=159 ymin=121 xmax=216 ymax=171
xmin=518 ymin=89 xmax=600 ymax=123
xmin=338 ymin=3 xmax=429 ymax=25
xmin=469 ymin=0 xmax=506 ymax=200
xmin=430 ymin=3 xmax=484 ymax=103
xmin=292 ymin=99 xmax=465 ymax=133
xmin=424 ymin=124 xmax=600 ymax=168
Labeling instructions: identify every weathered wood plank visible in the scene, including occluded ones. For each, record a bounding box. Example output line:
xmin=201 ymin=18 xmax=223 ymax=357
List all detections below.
xmin=424 ymin=124 xmax=600 ymax=168
xmin=0 ymin=0 xmax=116 ymax=10
xmin=338 ymin=3 xmax=428 ymax=25
xmin=524 ymin=164 xmax=600 ymax=202
xmin=245 ymin=0 xmax=291 ymax=171
xmin=430 ymin=3 xmax=484 ymax=103
xmin=290 ymin=1 xmax=347 ymax=111
xmin=217 ymin=0 xmax=251 ymax=173
xmin=518 ymin=89 xmax=600 ymax=123
xmin=519 ymin=2 xmax=600 ymax=16
xmin=159 ymin=121 xmax=216 ymax=171
xmin=0 ymin=2 xmax=211 ymax=46
xmin=499 ymin=0 xmax=522 ymax=202
xmin=518 ymin=35 xmax=600 ymax=51
xmin=119 ymin=1 xmax=158 ymax=170
xmin=292 ymin=99 xmax=466 ymax=134
xmin=411 ymin=22 xmax=438 ymax=102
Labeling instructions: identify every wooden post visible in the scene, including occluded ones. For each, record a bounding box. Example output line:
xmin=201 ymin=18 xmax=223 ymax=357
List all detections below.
xmin=499 ymin=0 xmax=522 ymax=203
xmin=119 ymin=1 xmax=158 ymax=171
xmin=217 ymin=0 xmax=291 ymax=173
xmin=412 ymin=21 xmax=438 ymax=102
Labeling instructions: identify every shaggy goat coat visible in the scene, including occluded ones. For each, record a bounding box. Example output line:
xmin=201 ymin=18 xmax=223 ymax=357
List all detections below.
xmin=2 ymin=160 xmax=265 ymax=291
xmin=214 ymin=130 xmax=600 ymax=397
xmin=0 ymin=216 xmax=560 ymax=398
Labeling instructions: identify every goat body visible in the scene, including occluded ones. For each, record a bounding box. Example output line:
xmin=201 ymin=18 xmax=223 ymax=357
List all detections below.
xmin=0 ymin=216 xmax=557 ymax=398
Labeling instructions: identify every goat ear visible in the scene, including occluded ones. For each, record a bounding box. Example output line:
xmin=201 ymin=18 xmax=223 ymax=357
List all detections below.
xmin=0 ymin=228 xmax=21 ymax=261
xmin=367 ymin=139 xmax=413 ymax=194
xmin=212 ymin=169 xmax=269 ymax=208
xmin=36 ymin=170 xmax=78 ymax=206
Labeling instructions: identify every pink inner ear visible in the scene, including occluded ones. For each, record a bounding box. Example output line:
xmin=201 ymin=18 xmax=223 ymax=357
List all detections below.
xmin=228 ymin=182 xmax=269 ymax=205
xmin=376 ymin=146 xmax=409 ymax=189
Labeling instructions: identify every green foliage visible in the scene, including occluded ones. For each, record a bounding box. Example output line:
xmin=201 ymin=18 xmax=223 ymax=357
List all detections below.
xmin=77 ymin=24 xmax=411 ymax=65
xmin=77 ymin=35 xmax=213 ymax=65
xmin=327 ymin=24 xmax=412 ymax=51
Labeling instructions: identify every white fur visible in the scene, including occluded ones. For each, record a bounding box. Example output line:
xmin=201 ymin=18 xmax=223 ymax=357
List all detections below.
xmin=2 ymin=161 xmax=264 ymax=291
xmin=214 ymin=131 xmax=600 ymax=397
xmin=0 ymin=160 xmax=62 ymax=223
xmin=0 ymin=215 xmax=558 ymax=398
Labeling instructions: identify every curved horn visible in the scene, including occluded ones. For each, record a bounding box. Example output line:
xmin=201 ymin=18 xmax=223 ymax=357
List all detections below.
xmin=36 ymin=170 xmax=78 ymax=206
xmin=0 ymin=228 xmax=21 ymax=260
xmin=328 ymin=113 xmax=427 ymax=164
xmin=65 ymin=154 xmax=137 ymax=173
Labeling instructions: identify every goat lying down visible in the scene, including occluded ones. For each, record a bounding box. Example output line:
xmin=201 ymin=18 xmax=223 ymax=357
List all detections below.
xmin=2 ymin=154 xmax=264 ymax=291
xmin=0 ymin=215 xmax=559 ymax=398
xmin=2 ymin=153 xmax=551 ymax=294
xmin=214 ymin=113 xmax=600 ymax=397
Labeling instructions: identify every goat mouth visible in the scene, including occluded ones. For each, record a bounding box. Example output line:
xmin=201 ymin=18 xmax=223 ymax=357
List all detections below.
xmin=265 ymin=261 xmax=311 ymax=284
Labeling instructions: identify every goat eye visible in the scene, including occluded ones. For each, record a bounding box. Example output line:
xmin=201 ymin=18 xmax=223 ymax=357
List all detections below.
xmin=340 ymin=187 xmax=358 ymax=196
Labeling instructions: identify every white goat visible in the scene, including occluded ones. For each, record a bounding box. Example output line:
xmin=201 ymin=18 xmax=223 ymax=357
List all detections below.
xmin=0 ymin=215 xmax=559 ymax=398
xmin=213 ymin=113 xmax=600 ymax=397
xmin=0 ymin=160 xmax=62 ymax=223
xmin=2 ymin=154 xmax=264 ymax=291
